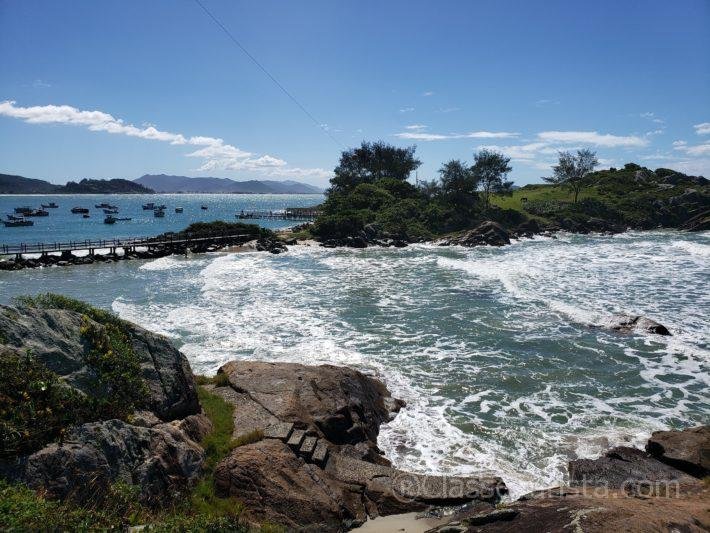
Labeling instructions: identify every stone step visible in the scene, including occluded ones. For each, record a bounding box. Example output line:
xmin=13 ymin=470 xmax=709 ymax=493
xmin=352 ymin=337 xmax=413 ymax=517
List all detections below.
xmin=312 ymin=440 xmax=329 ymax=467
xmin=299 ymin=436 xmax=317 ymax=459
xmin=287 ymin=429 xmax=306 ymax=450
xmin=263 ymin=422 xmax=294 ymax=442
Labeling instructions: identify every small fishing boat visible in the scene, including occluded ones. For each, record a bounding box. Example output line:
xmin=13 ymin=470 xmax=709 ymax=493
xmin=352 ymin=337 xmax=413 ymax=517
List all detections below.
xmin=154 ymin=209 xmax=166 ymax=218
xmin=41 ymin=202 xmax=59 ymax=208
xmin=71 ymin=207 xmax=90 ymax=214
xmin=6 ymin=214 xmax=23 ymax=220
xmin=104 ymin=215 xmax=116 ymax=224
xmin=201 ymin=205 xmax=208 ymax=210
xmin=82 ymin=214 xmax=90 ymax=218
xmin=95 ymin=202 xmax=111 ymax=208
xmin=142 ymin=202 xmax=156 ymax=210
xmin=14 ymin=206 xmax=32 ymax=214
xmin=3 ymin=219 xmax=34 ymax=227
xmin=26 ymin=209 xmax=49 ymax=217
xmin=103 ymin=208 xmax=119 ymax=214
xmin=175 ymin=207 xmax=184 ymax=213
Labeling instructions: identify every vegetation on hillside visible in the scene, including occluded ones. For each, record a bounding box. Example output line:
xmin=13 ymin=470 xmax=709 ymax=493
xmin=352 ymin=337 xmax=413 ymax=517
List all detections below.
xmin=310 ymin=141 xmax=708 ymax=241
xmin=159 ymin=220 xmax=274 ymax=240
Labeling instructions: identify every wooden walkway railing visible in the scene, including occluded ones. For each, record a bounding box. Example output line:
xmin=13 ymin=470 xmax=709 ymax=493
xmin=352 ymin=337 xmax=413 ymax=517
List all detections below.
xmin=0 ymin=232 xmax=254 ymax=256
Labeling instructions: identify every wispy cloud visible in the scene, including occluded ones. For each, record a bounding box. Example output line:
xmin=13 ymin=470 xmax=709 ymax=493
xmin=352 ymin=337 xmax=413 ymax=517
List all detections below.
xmin=32 ymin=79 xmax=51 ymax=89
xmin=437 ymin=107 xmax=460 ymax=113
xmin=535 ymin=98 xmax=560 ymax=107
xmin=694 ymin=122 xmax=710 ymax=135
xmin=404 ymin=124 xmax=427 ymax=131
xmin=399 ymin=107 xmax=415 ymax=113
xmin=645 ymin=129 xmax=664 ymax=137
xmin=422 ymin=91 xmax=434 ymax=97
xmin=0 ymin=100 xmax=329 ymax=179
xmin=394 ymin=130 xmax=519 ymax=141
xmin=672 ymin=138 xmax=710 ymax=156
xmin=537 ymin=130 xmax=648 ymax=148
xmin=640 ymin=111 xmax=664 ymax=124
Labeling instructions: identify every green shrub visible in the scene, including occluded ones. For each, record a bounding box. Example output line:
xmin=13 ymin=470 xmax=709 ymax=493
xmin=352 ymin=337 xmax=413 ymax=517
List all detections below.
xmin=0 ymin=349 xmax=89 ymax=458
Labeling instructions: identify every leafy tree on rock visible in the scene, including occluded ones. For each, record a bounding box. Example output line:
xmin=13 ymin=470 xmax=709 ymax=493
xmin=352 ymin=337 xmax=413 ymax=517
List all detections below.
xmin=545 ymin=149 xmax=599 ymax=203
xmin=328 ymin=141 xmax=421 ymax=195
xmin=472 ymin=149 xmax=513 ymax=211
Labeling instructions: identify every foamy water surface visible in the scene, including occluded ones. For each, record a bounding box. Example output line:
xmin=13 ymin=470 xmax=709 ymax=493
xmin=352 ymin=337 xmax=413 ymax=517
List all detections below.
xmin=1 ymin=230 xmax=708 ymax=497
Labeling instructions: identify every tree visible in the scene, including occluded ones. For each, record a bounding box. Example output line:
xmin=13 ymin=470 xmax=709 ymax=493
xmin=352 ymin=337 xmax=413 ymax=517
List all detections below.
xmin=545 ymin=149 xmax=598 ymax=203
xmin=438 ymin=159 xmax=480 ymax=213
xmin=328 ymin=141 xmax=421 ymax=194
xmin=471 ymin=149 xmax=513 ymax=211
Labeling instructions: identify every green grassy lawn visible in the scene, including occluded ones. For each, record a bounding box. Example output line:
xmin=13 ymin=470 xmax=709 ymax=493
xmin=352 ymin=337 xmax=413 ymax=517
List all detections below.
xmin=490 ymin=183 xmax=600 ymax=212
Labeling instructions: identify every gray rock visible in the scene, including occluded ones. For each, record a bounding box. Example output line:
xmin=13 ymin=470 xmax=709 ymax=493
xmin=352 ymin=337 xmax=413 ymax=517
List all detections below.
xmin=0 ymin=304 xmax=200 ymax=421
xmin=603 ymin=314 xmax=671 ymax=336
xmin=9 ymin=419 xmax=204 ymax=504
xmin=568 ymin=446 xmax=697 ymax=488
xmin=452 ymin=221 xmax=510 ymax=247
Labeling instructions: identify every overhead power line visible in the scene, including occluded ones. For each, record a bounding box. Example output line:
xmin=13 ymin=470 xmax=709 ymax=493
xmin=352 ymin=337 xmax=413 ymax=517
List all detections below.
xmin=192 ymin=0 xmax=344 ymax=149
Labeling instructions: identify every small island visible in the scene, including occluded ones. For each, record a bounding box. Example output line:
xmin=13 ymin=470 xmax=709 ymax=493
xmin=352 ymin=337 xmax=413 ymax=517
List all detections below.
xmin=0 ymin=173 xmax=154 ymax=194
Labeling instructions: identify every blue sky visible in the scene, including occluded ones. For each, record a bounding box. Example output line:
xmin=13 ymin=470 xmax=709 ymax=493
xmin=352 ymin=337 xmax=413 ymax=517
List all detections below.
xmin=1 ymin=0 xmax=709 ymax=187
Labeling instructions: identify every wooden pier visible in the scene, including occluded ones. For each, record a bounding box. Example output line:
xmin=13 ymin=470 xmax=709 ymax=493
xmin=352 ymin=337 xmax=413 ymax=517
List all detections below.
xmin=236 ymin=207 xmax=320 ymax=221
xmin=0 ymin=231 xmax=254 ymax=259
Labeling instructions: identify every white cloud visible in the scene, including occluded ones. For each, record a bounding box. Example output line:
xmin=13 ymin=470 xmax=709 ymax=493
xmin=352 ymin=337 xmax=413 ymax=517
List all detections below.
xmin=535 ymin=99 xmax=560 ymax=107
xmin=394 ymin=130 xmax=519 ymax=141
xmin=645 ymin=129 xmax=664 ymax=136
xmin=0 ymin=100 xmax=329 ymax=180
xmin=399 ymin=107 xmax=415 ymax=113
xmin=537 ymin=130 xmax=648 ymax=148
xmin=404 ymin=124 xmax=427 ymax=131
xmin=32 ymin=79 xmax=51 ymax=88
xmin=422 ymin=91 xmax=434 ymax=97
xmin=640 ymin=112 xmax=664 ymax=124
xmin=674 ymin=141 xmax=710 ymax=156
xmin=694 ymin=122 xmax=710 ymax=135
xmin=437 ymin=107 xmax=460 ymax=113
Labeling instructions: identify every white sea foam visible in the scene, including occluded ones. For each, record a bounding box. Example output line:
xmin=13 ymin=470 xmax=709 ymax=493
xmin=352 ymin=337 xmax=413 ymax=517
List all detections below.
xmin=102 ymin=230 xmax=710 ymax=499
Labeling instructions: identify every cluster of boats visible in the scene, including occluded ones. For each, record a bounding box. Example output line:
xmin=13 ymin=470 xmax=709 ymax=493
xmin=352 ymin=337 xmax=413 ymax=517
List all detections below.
xmin=3 ymin=203 xmax=58 ymax=227
xmin=3 ymin=200 xmax=196 ymax=228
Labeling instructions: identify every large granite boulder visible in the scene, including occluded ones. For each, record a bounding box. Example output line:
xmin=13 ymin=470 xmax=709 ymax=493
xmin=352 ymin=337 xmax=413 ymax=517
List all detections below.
xmin=602 ymin=314 xmax=671 ymax=336
xmin=6 ymin=418 xmax=206 ymax=504
xmin=218 ymin=361 xmax=403 ymax=449
xmin=0 ymin=302 xmax=207 ymax=503
xmin=215 ymin=439 xmax=367 ymax=532
xmin=211 ymin=361 xmax=506 ymax=531
xmin=0 ymin=304 xmax=200 ymax=421
xmin=646 ymin=425 xmax=710 ymax=478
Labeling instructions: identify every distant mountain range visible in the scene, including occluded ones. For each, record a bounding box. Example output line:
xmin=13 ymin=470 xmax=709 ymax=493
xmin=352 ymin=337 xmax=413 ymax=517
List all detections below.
xmin=0 ymin=172 xmax=323 ymax=195
xmin=0 ymin=173 xmax=153 ymax=194
xmin=134 ymin=174 xmax=323 ymax=194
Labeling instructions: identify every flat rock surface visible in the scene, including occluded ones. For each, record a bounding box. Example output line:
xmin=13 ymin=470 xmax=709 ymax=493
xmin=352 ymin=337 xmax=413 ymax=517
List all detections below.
xmin=646 ymin=425 xmax=710 ymax=477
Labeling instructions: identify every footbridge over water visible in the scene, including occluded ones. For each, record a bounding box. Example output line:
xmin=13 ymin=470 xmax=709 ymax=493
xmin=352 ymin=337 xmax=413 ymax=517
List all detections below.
xmin=0 ymin=231 xmax=255 ymax=260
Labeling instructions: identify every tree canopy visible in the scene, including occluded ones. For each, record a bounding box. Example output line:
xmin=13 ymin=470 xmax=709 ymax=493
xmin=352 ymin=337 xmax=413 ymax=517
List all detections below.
xmin=472 ymin=149 xmax=513 ymax=210
xmin=544 ymin=149 xmax=599 ymax=203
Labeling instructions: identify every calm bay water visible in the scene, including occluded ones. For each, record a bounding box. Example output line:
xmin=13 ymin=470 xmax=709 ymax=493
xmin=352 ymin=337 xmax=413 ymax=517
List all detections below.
xmin=0 ymin=193 xmax=324 ymax=246
xmin=0 ymin=227 xmax=708 ymax=498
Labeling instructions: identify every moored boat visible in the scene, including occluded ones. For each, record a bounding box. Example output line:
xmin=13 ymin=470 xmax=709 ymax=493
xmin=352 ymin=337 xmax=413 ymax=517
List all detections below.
xmin=142 ymin=202 xmax=155 ymax=210
xmin=14 ymin=206 xmax=32 ymax=214
xmin=154 ymin=208 xmax=166 ymax=218
xmin=3 ymin=219 xmax=34 ymax=227
xmin=104 ymin=215 xmax=117 ymax=224
xmin=103 ymin=208 xmax=119 ymax=214
xmin=201 ymin=205 xmax=208 ymax=210
xmin=41 ymin=202 xmax=59 ymax=208
xmin=71 ymin=207 xmax=90 ymax=214
xmin=175 ymin=207 xmax=184 ymax=213
xmin=26 ymin=209 xmax=49 ymax=217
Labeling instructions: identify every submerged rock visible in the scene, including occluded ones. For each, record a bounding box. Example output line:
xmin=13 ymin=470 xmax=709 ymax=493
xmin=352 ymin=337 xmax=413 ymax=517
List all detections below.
xmin=603 ymin=314 xmax=671 ymax=335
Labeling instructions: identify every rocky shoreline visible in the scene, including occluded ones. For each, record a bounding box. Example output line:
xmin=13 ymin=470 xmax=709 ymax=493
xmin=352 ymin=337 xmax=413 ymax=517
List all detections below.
xmin=0 ymin=299 xmax=707 ymax=531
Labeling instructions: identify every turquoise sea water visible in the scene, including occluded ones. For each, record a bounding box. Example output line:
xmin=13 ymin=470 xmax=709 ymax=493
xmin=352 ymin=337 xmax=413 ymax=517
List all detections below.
xmin=0 ymin=193 xmax=324 ymax=246
xmin=0 ymin=227 xmax=708 ymax=498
